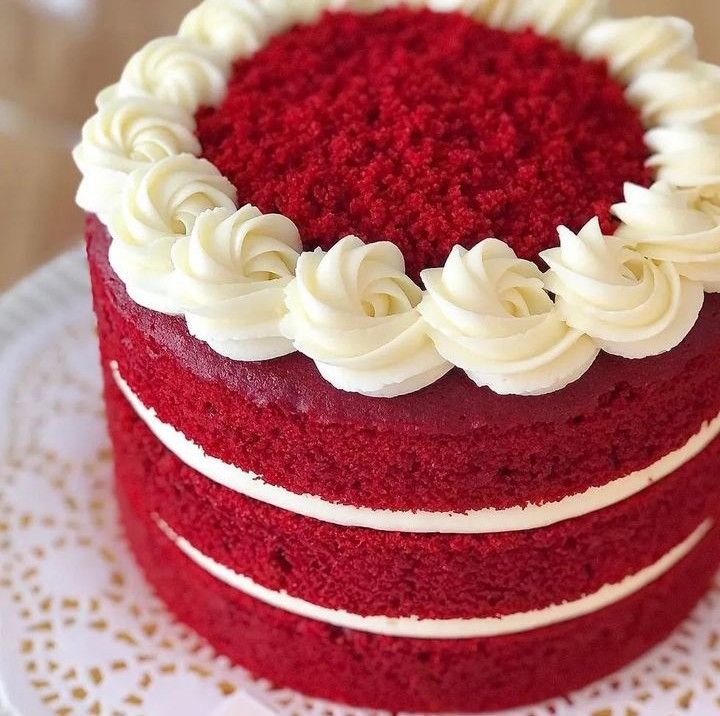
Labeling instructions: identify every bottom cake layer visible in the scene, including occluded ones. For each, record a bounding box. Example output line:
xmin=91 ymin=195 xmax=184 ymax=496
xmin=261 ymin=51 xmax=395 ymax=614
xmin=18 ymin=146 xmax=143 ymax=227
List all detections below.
xmin=116 ymin=467 xmax=720 ymax=713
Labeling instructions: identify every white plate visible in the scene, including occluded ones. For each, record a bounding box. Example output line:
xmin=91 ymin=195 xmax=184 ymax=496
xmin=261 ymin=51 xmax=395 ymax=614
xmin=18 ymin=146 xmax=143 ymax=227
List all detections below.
xmin=1 ymin=248 xmax=720 ymax=716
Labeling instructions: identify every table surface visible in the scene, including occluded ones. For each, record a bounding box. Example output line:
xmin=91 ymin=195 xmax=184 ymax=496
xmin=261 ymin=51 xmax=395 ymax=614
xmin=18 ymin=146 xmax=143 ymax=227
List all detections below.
xmin=1 ymin=0 xmax=718 ymax=291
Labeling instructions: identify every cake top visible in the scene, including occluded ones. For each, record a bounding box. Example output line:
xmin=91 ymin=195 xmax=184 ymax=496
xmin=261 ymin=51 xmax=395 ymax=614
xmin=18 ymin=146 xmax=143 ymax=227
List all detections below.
xmin=197 ymin=9 xmax=649 ymax=277
xmin=74 ymin=0 xmax=720 ymax=399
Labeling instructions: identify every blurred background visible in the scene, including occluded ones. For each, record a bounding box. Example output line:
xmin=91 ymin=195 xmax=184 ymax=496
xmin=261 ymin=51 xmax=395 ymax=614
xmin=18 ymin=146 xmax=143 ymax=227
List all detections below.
xmin=0 ymin=0 xmax=718 ymax=291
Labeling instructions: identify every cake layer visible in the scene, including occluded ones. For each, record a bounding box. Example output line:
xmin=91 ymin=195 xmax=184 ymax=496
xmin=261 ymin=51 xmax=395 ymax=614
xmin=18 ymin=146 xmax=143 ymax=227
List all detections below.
xmin=88 ymin=220 xmax=720 ymax=514
xmin=118 ymin=471 xmax=720 ymax=713
xmin=156 ymin=515 xmax=712 ymax=638
xmin=113 ymin=361 xmax=720 ymax=533
xmin=108 ymin=365 xmax=720 ymax=619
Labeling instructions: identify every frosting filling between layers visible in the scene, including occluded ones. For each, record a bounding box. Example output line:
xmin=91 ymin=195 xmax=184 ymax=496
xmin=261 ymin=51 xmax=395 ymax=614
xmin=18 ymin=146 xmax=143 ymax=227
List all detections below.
xmin=155 ymin=516 xmax=713 ymax=639
xmin=112 ymin=361 xmax=720 ymax=534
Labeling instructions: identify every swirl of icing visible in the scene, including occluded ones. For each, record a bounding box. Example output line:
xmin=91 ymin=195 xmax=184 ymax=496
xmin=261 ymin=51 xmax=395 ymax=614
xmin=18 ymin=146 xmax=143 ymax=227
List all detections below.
xmin=438 ymin=0 xmax=606 ymax=40
xmin=329 ymin=0 xmax=409 ymax=13
xmin=179 ymin=0 xmax=275 ymax=60
xmin=627 ymin=62 xmax=720 ymax=132
xmin=244 ymin=0 xmax=298 ymax=30
xmin=114 ymin=36 xmax=229 ymax=112
xmin=108 ymin=154 xmax=237 ymax=314
xmin=254 ymin=0 xmax=302 ymax=29
xmin=419 ymin=240 xmax=598 ymax=396
xmin=614 ymin=182 xmax=720 ymax=292
xmin=281 ymin=236 xmax=451 ymax=398
xmin=429 ymin=0 xmax=516 ymax=26
xmin=541 ymin=218 xmax=704 ymax=359
xmin=73 ymin=95 xmax=200 ymax=221
xmin=579 ymin=16 xmax=697 ymax=82
xmin=504 ymin=0 xmax=608 ymax=44
xmin=170 ymin=205 xmax=302 ymax=360
xmin=646 ymin=127 xmax=720 ymax=188
xmin=291 ymin=0 xmax=335 ymax=24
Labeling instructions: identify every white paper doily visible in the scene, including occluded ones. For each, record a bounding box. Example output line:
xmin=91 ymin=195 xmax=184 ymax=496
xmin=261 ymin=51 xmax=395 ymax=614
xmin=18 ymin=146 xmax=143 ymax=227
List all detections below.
xmin=1 ymin=248 xmax=720 ymax=716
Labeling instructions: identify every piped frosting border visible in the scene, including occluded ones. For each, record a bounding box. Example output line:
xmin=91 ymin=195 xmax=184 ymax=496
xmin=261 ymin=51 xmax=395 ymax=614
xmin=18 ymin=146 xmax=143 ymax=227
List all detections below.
xmin=113 ymin=361 xmax=720 ymax=534
xmin=76 ymin=0 xmax=720 ymax=398
xmin=155 ymin=515 xmax=713 ymax=638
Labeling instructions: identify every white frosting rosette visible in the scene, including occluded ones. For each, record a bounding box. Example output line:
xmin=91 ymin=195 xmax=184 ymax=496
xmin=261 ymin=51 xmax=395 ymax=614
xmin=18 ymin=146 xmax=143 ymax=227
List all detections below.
xmin=393 ymin=0 xmax=605 ymax=41
xmin=541 ymin=218 xmax=704 ymax=359
xmin=108 ymin=154 xmax=238 ymax=314
xmin=614 ymin=182 xmax=720 ymax=292
xmin=504 ymin=0 xmax=607 ymax=44
xmin=291 ymin=0 xmax=335 ymax=24
xmin=73 ymin=96 xmax=201 ymax=222
xmin=646 ymin=127 xmax=720 ymax=188
xmin=180 ymin=0 xmax=327 ymax=42
xmin=179 ymin=0 xmax=276 ymax=60
xmin=282 ymin=236 xmax=451 ymax=398
xmin=579 ymin=16 xmax=697 ymax=82
xmin=248 ymin=0 xmax=299 ymax=29
xmin=424 ymin=0 xmax=505 ymax=15
xmin=419 ymin=240 xmax=598 ymax=396
xmin=330 ymin=0 xmax=414 ymax=14
xmin=627 ymin=62 xmax=720 ymax=132
xmin=111 ymin=36 xmax=230 ymax=113
xmin=426 ymin=0 xmax=515 ymax=27
xmin=170 ymin=205 xmax=302 ymax=360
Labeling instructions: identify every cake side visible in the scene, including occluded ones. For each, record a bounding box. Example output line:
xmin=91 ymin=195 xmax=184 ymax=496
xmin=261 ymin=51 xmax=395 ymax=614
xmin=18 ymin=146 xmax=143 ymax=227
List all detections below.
xmin=90 ymin=213 xmax=720 ymax=621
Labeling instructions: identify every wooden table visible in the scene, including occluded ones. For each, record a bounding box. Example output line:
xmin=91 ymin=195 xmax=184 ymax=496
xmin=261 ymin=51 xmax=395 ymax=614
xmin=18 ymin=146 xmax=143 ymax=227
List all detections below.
xmin=1 ymin=0 xmax=718 ymax=290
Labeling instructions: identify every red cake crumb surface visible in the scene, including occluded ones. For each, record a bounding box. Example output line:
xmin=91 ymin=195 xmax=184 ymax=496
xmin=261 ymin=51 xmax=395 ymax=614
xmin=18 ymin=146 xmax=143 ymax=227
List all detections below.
xmin=196 ymin=9 xmax=651 ymax=276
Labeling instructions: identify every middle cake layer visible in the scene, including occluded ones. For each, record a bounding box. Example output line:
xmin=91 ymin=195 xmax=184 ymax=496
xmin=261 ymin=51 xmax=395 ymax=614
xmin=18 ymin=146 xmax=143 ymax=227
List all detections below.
xmin=112 ymin=362 xmax=720 ymax=533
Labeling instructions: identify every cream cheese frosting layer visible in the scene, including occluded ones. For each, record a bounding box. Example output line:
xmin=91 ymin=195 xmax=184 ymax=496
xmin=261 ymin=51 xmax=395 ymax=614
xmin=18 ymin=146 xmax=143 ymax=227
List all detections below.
xmin=155 ymin=516 xmax=713 ymax=639
xmin=113 ymin=362 xmax=720 ymax=534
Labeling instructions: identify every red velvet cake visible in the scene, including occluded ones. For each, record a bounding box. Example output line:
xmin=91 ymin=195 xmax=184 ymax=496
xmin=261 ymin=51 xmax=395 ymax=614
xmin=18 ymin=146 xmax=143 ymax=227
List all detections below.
xmin=75 ymin=1 xmax=720 ymax=712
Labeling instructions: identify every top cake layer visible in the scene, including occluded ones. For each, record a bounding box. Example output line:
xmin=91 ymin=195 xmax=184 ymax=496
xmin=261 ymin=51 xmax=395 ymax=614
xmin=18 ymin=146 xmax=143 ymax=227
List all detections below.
xmin=87 ymin=218 xmax=720 ymax=514
xmin=196 ymin=9 xmax=650 ymax=276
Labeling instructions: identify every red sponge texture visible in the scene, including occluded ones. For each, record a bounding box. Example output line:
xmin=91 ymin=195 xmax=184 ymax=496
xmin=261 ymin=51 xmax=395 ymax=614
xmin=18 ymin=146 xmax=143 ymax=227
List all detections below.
xmin=197 ymin=9 xmax=651 ymax=277
xmin=107 ymin=369 xmax=720 ymax=620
